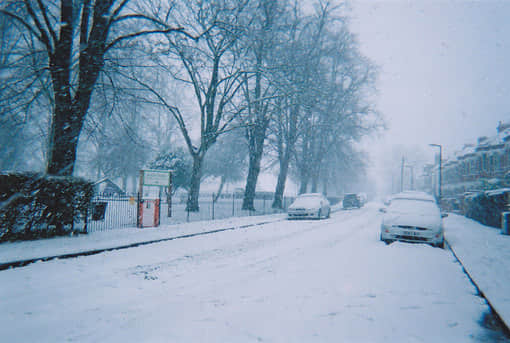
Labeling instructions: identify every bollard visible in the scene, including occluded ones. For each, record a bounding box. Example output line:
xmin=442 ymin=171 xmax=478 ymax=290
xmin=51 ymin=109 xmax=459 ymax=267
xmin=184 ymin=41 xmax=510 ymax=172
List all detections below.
xmin=502 ymin=212 xmax=510 ymax=235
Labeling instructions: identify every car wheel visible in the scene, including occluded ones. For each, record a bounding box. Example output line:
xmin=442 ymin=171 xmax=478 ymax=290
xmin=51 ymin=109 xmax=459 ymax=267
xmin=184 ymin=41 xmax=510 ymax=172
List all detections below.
xmin=434 ymin=240 xmax=445 ymax=249
xmin=380 ymin=234 xmax=392 ymax=245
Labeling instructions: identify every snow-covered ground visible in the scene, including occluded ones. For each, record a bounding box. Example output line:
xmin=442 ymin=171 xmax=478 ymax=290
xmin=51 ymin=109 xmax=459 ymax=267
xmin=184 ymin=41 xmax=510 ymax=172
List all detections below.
xmin=0 ymin=214 xmax=286 ymax=265
xmin=446 ymin=214 xmax=510 ymax=332
xmin=0 ymin=204 xmax=506 ymax=342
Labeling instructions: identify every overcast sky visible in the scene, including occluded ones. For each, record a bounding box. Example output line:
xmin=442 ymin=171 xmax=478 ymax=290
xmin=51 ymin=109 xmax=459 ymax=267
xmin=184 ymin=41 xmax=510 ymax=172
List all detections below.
xmin=346 ymin=0 xmax=510 ymax=192
xmin=350 ymin=0 xmax=510 ymax=151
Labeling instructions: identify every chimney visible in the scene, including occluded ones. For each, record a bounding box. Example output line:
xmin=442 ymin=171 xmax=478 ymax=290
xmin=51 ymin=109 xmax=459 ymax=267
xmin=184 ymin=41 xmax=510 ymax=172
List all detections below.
xmin=497 ymin=121 xmax=510 ymax=133
xmin=477 ymin=136 xmax=488 ymax=145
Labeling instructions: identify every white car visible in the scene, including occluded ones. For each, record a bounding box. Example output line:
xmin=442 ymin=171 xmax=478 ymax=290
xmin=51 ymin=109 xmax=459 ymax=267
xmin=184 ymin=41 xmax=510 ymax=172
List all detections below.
xmin=391 ymin=191 xmax=436 ymax=203
xmin=380 ymin=193 xmax=446 ymax=248
xmin=288 ymin=193 xmax=331 ymax=220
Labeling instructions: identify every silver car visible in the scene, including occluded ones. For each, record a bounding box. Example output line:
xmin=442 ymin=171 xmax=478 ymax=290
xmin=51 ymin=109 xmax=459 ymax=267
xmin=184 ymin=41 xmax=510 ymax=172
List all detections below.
xmin=288 ymin=193 xmax=331 ymax=220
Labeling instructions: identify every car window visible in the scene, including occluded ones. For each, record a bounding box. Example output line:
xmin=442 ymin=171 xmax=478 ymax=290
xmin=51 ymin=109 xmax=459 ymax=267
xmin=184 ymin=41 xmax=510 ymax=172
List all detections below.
xmin=388 ymin=199 xmax=440 ymax=216
xmin=292 ymin=196 xmax=321 ymax=207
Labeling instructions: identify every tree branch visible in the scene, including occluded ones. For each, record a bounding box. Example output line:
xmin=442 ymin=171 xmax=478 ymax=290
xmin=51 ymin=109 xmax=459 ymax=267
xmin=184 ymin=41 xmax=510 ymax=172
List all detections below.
xmin=105 ymin=27 xmax=189 ymax=52
xmin=0 ymin=10 xmax=45 ymax=49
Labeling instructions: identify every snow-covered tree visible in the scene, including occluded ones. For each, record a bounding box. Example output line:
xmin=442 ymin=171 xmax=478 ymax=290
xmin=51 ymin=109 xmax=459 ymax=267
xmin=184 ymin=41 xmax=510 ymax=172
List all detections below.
xmin=142 ymin=0 xmax=250 ymax=211
xmin=204 ymin=129 xmax=248 ymax=201
xmin=0 ymin=0 xmax=194 ymax=176
xmin=240 ymin=0 xmax=286 ymax=211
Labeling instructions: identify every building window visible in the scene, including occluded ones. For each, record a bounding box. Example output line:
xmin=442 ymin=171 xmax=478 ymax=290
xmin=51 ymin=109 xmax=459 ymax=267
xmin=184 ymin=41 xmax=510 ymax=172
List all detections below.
xmin=482 ymin=154 xmax=488 ymax=172
xmin=506 ymin=149 xmax=510 ymax=169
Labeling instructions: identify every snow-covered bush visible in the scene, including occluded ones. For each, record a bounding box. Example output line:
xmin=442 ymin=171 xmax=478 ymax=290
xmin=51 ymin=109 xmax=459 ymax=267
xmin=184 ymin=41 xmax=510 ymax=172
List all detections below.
xmin=463 ymin=190 xmax=509 ymax=228
xmin=0 ymin=173 xmax=94 ymax=242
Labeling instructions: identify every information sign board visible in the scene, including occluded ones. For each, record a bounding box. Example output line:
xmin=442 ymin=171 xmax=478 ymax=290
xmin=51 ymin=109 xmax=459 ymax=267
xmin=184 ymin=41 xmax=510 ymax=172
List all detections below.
xmin=142 ymin=169 xmax=171 ymax=187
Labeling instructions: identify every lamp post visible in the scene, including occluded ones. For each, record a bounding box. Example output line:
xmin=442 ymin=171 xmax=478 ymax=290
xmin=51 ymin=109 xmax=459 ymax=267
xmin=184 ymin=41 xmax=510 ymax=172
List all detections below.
xmin=429 ymin=144 xmax=442 ymax=202
xmin=405 ymin=165 xmax=414 ymax=190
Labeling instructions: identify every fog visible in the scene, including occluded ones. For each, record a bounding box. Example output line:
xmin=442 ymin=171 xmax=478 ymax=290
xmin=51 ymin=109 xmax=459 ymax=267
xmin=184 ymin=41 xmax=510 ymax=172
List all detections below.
xmin=2 ymin=0 xmax=509 ymax=201
xmin=349 ymin=0 xmax=510 ymax=194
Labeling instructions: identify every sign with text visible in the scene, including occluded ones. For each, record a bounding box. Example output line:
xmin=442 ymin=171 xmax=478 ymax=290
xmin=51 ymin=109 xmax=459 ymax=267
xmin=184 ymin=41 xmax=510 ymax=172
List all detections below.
xmin=142 ymin=169 xmax=171 ymax=187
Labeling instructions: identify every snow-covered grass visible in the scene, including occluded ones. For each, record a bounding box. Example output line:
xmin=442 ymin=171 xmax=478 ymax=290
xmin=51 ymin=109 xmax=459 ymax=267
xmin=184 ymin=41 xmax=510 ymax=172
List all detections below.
xmin=0 ymin=204 xmax=503 ymax=342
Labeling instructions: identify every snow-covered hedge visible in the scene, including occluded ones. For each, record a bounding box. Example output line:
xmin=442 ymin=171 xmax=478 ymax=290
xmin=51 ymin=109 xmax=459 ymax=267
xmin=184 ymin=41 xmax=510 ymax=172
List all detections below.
xmin=462 ymin=190 xmax=509 ymax=228
xmin=0 ymin=173 xmax=94 ymax=242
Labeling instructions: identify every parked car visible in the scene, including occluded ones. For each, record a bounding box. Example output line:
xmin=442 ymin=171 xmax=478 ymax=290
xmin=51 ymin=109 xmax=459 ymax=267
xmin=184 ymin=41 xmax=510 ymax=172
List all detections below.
xmin=379 ymin=193 xmax=446 ymax=248
xmin=357 ymin=193 xmax=367 ymax=207
xmin=288 ymin=193 xmax=331 ymax=220
xmin=343 ymin=193 xmax=360 ymax=209
xmin=390 ymin=191 xmax=437 ymax=203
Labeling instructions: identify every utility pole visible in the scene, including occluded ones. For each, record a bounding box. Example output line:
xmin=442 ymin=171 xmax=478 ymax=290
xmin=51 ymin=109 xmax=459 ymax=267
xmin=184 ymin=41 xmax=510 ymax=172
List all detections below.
xmin=429 ymin=144 xmax=442 ymax=203
xmin=410 ymin=165 xmax=414 ymax=190
xmin=400 ymin=157 xmax=405 ymax=192
xmin=405 ymin=165 xmax=414 ymax=190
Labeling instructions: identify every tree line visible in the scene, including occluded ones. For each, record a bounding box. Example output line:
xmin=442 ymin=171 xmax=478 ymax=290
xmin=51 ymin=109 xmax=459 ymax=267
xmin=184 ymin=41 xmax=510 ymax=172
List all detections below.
xmin=0 ymin=0 xmax=379 ymax=212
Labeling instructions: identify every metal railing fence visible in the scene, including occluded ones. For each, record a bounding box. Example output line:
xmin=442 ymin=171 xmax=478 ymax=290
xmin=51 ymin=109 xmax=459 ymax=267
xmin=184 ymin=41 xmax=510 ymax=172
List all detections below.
xmin=86 ymin=192 xmax=294 ymax=232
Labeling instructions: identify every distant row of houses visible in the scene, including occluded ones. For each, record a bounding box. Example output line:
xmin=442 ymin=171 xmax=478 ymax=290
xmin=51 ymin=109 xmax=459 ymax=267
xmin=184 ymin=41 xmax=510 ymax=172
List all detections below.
xmin=420 ymin=121 xmax=510 ymax=197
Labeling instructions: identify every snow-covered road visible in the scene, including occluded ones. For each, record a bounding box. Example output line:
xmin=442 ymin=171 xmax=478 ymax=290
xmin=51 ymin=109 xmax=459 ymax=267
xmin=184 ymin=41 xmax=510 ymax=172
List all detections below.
xmin=0 ymin=205 xmax=505 ymax=342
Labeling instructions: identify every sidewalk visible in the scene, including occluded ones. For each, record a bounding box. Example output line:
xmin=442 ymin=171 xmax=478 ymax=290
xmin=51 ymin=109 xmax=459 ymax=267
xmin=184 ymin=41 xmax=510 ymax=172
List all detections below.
xmin=445 ymin=213 xmax=510 ymax=330
xmin=0 ymin=213 xmax=286 ymax=269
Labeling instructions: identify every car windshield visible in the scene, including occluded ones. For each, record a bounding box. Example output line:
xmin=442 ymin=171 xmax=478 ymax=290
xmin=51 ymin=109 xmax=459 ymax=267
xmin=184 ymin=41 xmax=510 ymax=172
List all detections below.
xmin=388 ymin=199 xmax=439 ymax=216
xmin=292 ymin=195 xmax=321 ymax=207
xmin=344 ymin=194 xmax=357 ymax=200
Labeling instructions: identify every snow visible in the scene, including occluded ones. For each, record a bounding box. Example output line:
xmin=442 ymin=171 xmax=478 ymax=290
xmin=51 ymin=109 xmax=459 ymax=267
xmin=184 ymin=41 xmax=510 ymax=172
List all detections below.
xmin=485 ymin=188 xmax=510 ymax=197
xmin=445 ymin=213 xmax=510 ymax=330
xmin=0 ymin=214 xmax=285 ymax=265
xmin=289 ymin=195 xmax=323 ymax=208
xmin=392 ymin=191 xmax=436 ymax=203
xmin=0 ymin=204 xmax=506 ymax=342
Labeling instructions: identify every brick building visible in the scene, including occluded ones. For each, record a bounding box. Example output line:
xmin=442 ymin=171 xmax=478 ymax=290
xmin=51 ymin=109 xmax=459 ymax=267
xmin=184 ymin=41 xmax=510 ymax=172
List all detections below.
xmin=423 ymin=122 xmax=510 ymax=198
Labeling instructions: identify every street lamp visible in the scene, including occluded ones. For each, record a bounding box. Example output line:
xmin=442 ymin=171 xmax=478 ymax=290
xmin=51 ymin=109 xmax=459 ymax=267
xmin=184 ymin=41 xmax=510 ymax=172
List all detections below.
xmin=429 ymin=144 xmax=442 ymax=202
xmin=405 ymin=165 xmax=414 ymax=190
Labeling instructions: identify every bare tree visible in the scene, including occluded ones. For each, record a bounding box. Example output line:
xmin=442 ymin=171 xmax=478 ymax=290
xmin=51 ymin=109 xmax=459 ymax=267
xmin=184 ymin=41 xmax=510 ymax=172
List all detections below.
xmin=267 ymin=1 xmax=326 ymax=208
xmin=294 ymin=24 xmax=378 ymax=194
xmin=0 ymin=8 xmax=49 ymax=171
xmin=240 ymin=0 xmax=286 ymax=211
xmin=204 ymin=129 xmax=247 ymax=202
xmin=142 ymin=0 xmax=250 ymax=211
xmin=267 ymin=1 xmax=379 ymax=202
xmin=0 ymin=0 xmax=194 ymax=176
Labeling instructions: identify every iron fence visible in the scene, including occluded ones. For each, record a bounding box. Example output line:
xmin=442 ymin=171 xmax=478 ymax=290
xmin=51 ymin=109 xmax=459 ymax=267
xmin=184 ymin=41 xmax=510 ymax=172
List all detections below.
xmin=86 ymin=192 xmax=294 ymax=232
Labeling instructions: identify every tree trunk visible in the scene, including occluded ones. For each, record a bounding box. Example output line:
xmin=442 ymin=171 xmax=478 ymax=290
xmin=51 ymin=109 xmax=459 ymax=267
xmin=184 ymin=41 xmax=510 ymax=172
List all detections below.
xmin=299 ymin=170 xmax=309 ymax=194
xmin=322 ymin=168 xmax=329 ymax=196
xmin=272 ymin=151 xmax=290 ymax=209
xmin=311 ymin=168 xmax=319 ymax=193
xmin=122 ymin=176 xmax=128 ymax=193
xmin=242 ymin=135 xmax=265 ymax=211
xmin=214 ymin=175 xmax=226 ymax=203
xmin=242 ymin=43 xmax=269 ymax=211
xmin=46 ymin=101 xmax=83 ymax=176
xmin=186 ymin=154 xmax=203 ymax=212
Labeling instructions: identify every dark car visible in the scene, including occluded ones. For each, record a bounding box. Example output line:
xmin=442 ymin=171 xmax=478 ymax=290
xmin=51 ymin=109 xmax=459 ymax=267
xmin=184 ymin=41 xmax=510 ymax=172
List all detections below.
xmin=343 ymin=193 xmax=360 ymax=209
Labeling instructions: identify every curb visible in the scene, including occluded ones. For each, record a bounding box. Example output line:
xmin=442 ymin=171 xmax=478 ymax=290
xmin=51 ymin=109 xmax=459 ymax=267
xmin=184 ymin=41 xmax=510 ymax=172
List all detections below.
xmin=0 ymin=219 xmax=284 ymax=271
xmin=446 ymin=240 xmax=510 ymax=336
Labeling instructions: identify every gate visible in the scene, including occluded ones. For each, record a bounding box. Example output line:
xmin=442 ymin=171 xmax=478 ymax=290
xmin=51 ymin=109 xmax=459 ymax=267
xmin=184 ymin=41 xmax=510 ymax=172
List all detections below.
xmin=87 ymin=194 xmax=137 ymax=232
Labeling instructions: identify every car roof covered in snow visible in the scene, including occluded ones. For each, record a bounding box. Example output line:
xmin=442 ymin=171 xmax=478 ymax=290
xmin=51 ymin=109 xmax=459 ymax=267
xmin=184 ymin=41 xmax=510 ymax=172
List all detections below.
xmin=390 ymin=191 xmax=436 ymax=203
xmin=298 ymin=193 xmax=324 ymax=198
